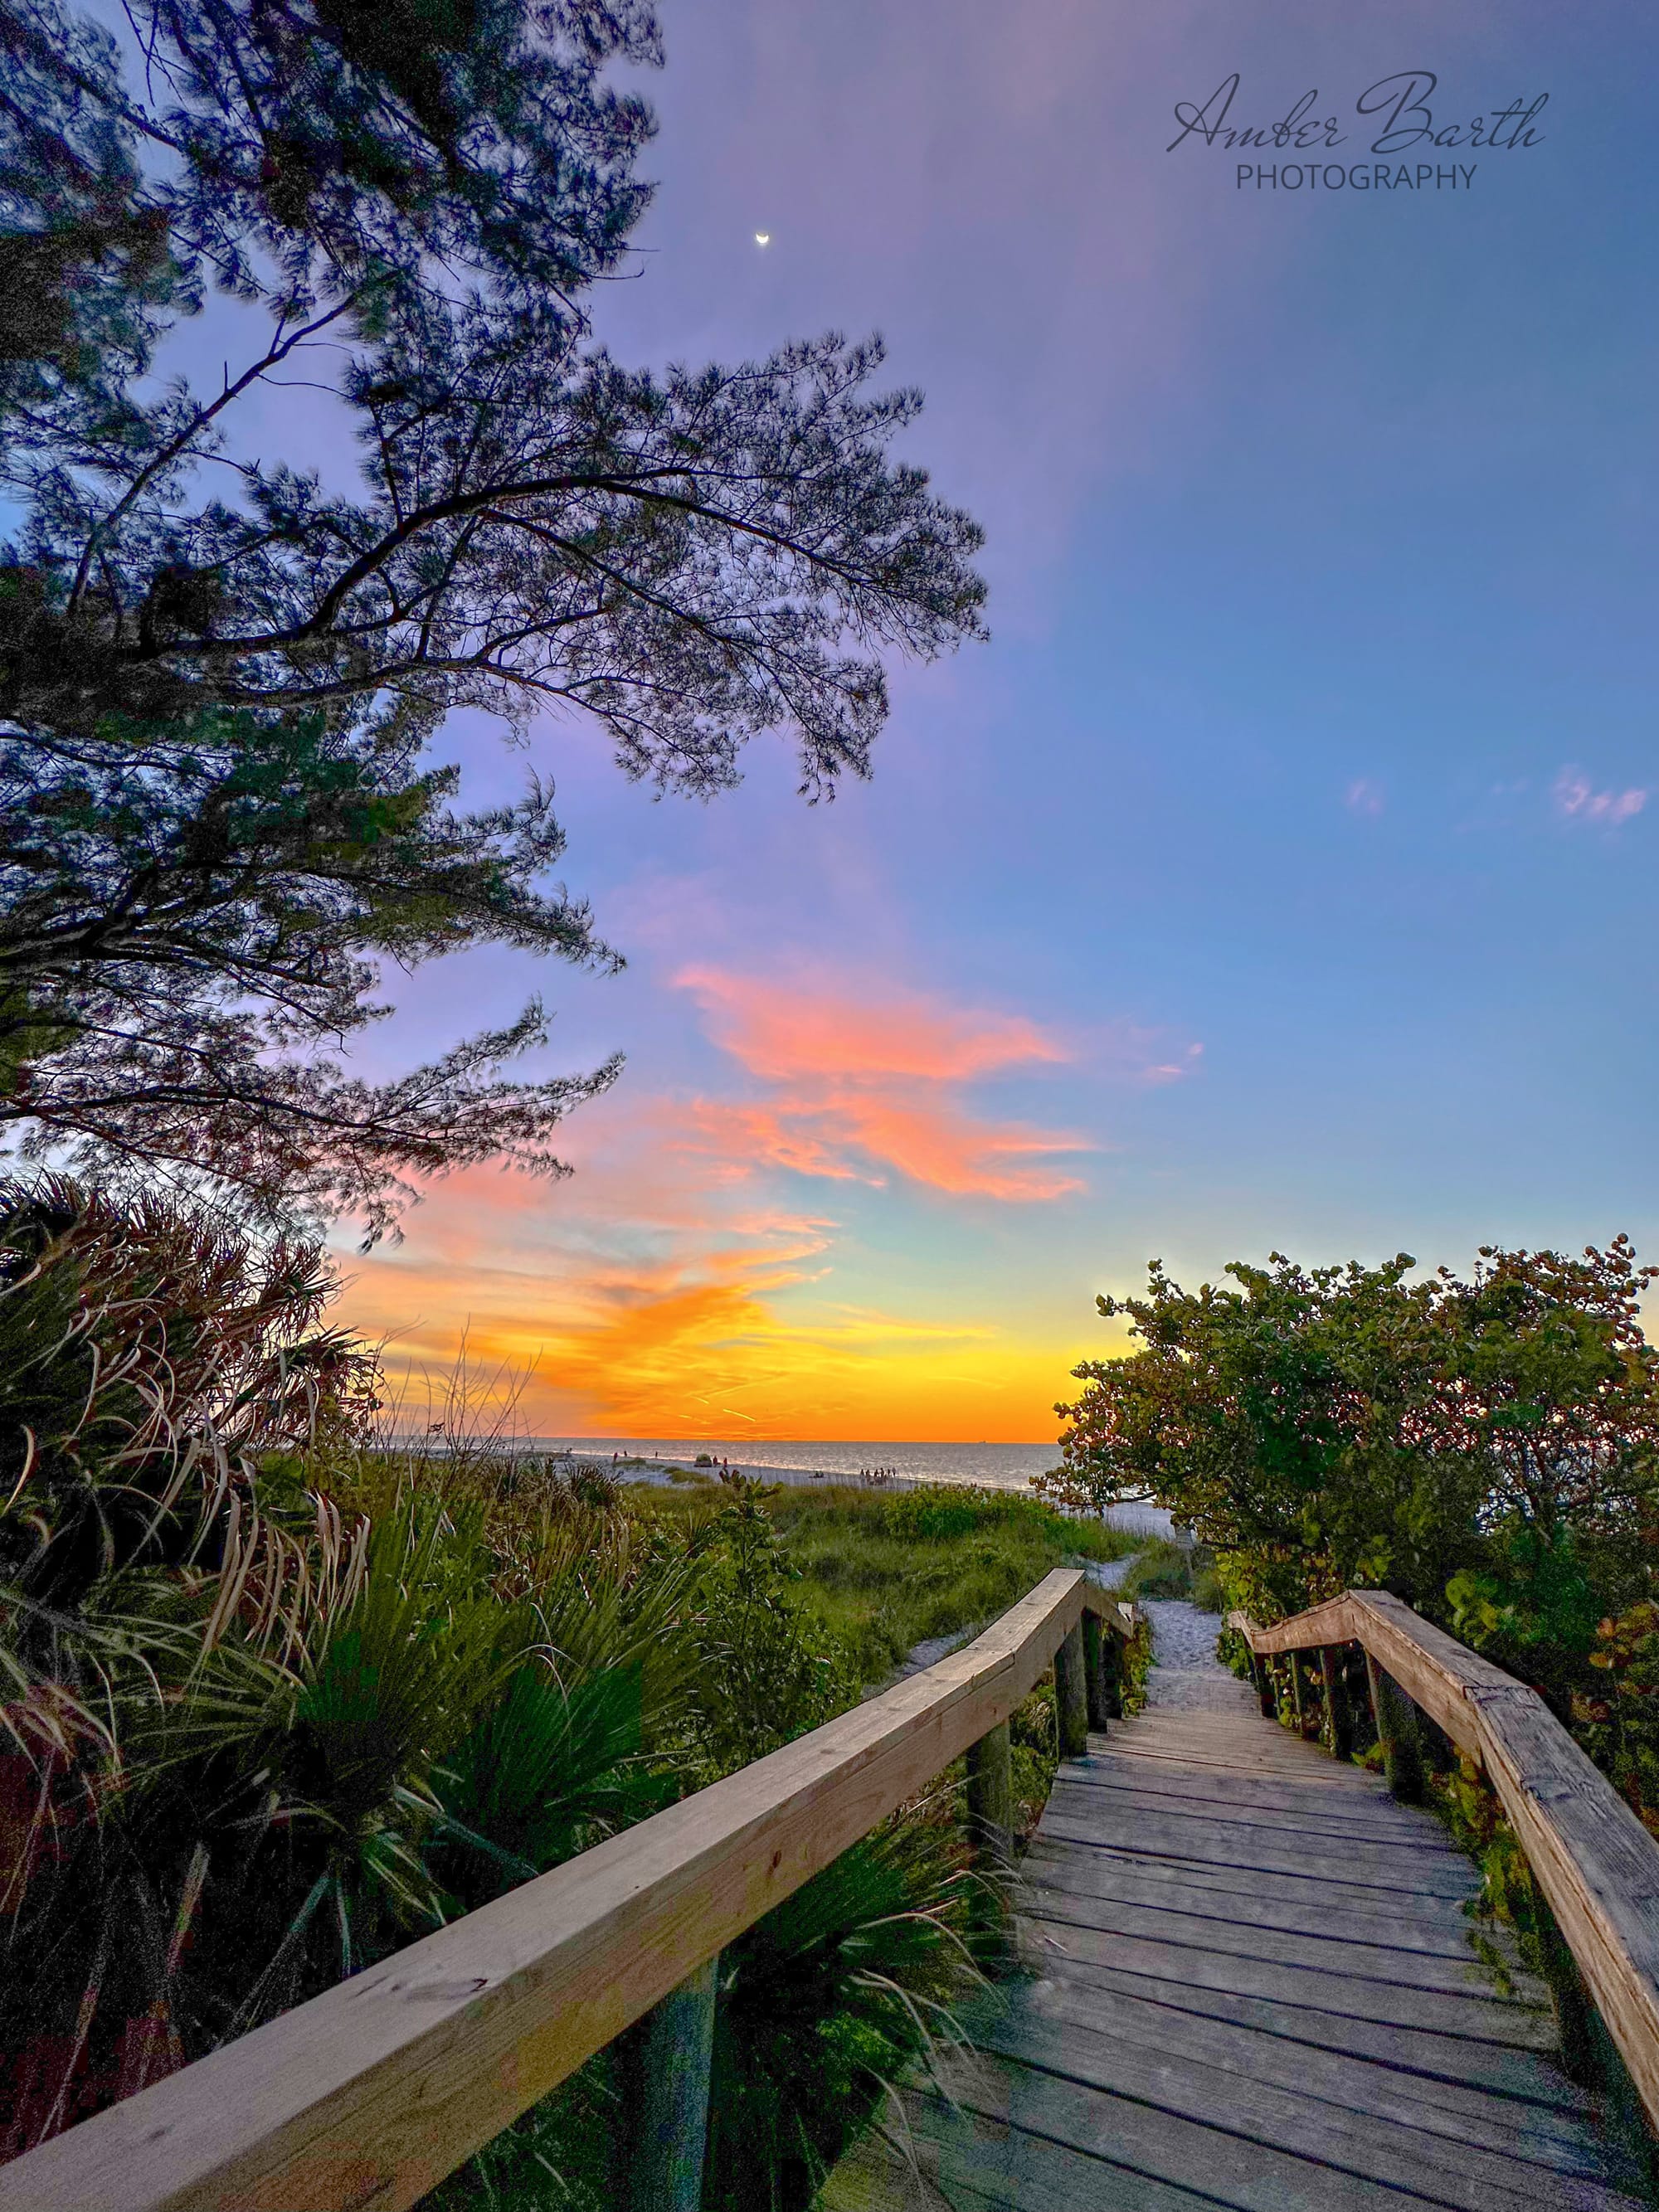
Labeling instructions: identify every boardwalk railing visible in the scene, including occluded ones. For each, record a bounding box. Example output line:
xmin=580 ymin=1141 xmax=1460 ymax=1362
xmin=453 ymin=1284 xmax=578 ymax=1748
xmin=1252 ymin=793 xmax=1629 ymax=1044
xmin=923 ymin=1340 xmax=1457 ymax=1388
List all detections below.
xmin=1229 ymin=1589 xmax=1659 ymax=2131
xmin=0 ymin=1570 xmax=1137 ymax=2212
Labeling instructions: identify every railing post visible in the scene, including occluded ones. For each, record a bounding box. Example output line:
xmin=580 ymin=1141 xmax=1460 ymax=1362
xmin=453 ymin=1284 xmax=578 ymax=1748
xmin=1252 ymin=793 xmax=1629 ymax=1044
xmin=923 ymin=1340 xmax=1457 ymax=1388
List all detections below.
xmin=1252 ymin=1650 xmax=1274 ymax=1718
xmin=1320 ymin=1645 xmax=1354 ymax=1760
xmin=620 ymin=1954 xmax=719 ymax=2212
xmin=1100 ymin=1621 xmax=1125 ymax=1718
xmin=1292 ymin=1654 xmax=1318 ymax=1733
xmin=1081 ymin=1611 xmax=1110 ymax=1733
xmin=966 ymin=1719 xmax=1014 ymax=1868
xmin=1364 ymin=1653 xmax=1426 ymax=1803
xmin=1054 ymin=1622 xmax=1089 ymax=1757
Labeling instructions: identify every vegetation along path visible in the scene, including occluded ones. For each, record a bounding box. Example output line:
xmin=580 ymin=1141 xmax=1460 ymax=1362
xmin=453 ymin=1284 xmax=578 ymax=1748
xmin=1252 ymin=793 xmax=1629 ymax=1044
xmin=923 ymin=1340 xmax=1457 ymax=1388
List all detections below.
xmin=829 ymin=1607 xmax=1647 ymax=2210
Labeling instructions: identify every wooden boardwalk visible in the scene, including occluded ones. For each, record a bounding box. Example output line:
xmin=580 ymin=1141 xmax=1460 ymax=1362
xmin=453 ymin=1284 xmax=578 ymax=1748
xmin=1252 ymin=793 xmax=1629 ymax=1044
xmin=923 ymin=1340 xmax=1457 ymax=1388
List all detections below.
xmin=827 ymin=1663 xmax=1647 ymax=2211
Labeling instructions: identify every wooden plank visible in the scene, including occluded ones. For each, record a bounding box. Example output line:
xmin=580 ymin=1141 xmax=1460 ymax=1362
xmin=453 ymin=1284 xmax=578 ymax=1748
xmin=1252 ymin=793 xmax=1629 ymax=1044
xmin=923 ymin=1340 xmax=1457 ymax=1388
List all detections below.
xmin=1094 ymin=1741 xmax=1382 ymax=1789
xmin=1232 ymin=1589 xmax=1659 ymax=2129
xmin=1104 ymin=1717 xmax=1367 ymax=1757
xmin=1038 ymin=1807 xmax=1481 ymax=1898
xmin=932 ymin=2047 xmax=1476 ymax=2210
xmin=1023 ymin=1913 xmax=1555 ymax=2044
xmin=964 ymin=2004 xmax=1647 ymax=2212
xmin=1062 ymin=1759 xmax=1433 ymax=1834
xmin=1101 ymin=1726 xmax=1371 ymax=1774
xmin=1048 ymin=1774 xmax=1459 ymax=1850
xmin=1036 ymin=1836 xmax=1485 ymax=1928
xmin=1017 ymin=1878 xmax=1544 ymax=2002
xmin=868 ymin=2094 xmax=1227 ymax=2212
xmin=1034 ymin=1950 xmax=1597 ymax=2109
xmin=1014 ymin=1971 xmax=1623 ymax=2180
xmin=1068 ymin=1733 xmax=1376 ymax=1769
xmin=1021 ymin=1838 xmax=1515 ymax=1960
xmin=0 ymin=1577 xmax=1092 ymax=2212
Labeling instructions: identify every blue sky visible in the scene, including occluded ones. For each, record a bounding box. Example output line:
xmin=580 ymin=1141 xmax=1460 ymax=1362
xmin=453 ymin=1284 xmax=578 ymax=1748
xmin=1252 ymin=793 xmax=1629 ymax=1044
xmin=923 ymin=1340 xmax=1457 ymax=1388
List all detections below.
xmin=332 ymin=0 xmax=1659 ymax=1439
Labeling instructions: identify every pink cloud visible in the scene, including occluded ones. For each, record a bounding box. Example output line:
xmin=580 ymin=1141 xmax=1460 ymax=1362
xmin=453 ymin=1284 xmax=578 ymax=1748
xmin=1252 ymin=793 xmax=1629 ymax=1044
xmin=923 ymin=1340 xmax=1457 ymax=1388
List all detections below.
xmin=670 ymin=967 xmax=1090 ymax=1200
xmin=674 ymin=968 xmax=1067 ymax=1086
xmin=1554 ymin=769 xmax=1647 ymax=828
xmin=1345 ymin=779 xmax=1385 ymax=818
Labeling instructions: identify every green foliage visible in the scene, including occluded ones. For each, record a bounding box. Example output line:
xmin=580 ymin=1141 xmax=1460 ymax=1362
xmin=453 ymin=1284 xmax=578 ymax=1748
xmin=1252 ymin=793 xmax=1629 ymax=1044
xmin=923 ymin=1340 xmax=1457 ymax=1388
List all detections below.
xmin=1008 ymin=1675 xmax=1058 ymax=1837
xmin=0 ymin=1182 xmax=708 ymax=2161
xmin=1 ymin=710 xmax=619 ymax=1242
xmin=761 ymin=1481 xmax=1132 ymax=1691
xmin=1445 ymin=1522 xmax=1603 ymax=1670
xmin=1426 ymin=1753 xmax=1559 ymax=1997
xmin=1119 ymin=1538 xmax=1194 ymax=1602
xmin=1575 ymin=1602 xmax=1659 ymax=1840
xmin=1189 ymin=1553 xmax=1224 ymax=1613
xmin=705 ymin=1803 xmax=986 ymax=2212
xmin=1 ymin=1192 xmax=1081 ymax=2203
xmin=1116 ymin=1612 xmax=1155 ymax=1717
xmin=1043 ymin=1239 xmax=1659 ymax=1714
xmin=681 ymin=1475 xmax=858 ymax=1779
xmin=432 ymin=1660 xmax=674 ymax=1911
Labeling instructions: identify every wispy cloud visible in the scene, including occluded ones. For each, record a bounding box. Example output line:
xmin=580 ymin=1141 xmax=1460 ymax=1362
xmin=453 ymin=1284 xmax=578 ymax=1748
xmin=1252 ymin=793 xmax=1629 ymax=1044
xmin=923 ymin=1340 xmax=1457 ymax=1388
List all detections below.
xmin=1554 ymin=768 xmax=1647 ymax=828
xmin=337 ymin=964 xmax=1194 ymax=1436
xmin=1345 ymin=778 xmax=1385 ymax=818
xmin=673 ymin=967 xmax=1090 ymax=1200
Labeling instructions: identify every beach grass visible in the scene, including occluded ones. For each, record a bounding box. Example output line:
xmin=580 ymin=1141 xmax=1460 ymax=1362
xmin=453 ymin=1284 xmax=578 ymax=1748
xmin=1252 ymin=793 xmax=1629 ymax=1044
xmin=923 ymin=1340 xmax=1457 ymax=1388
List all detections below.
xmin=635 ymin=1477 xmax=1137 ymax=1689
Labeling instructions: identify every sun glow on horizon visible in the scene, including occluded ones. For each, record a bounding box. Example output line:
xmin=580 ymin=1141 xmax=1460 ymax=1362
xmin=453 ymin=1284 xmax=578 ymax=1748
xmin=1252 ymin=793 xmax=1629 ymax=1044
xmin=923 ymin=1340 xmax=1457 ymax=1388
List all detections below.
xmin=333 ymin=959 xmax=1160 ymax=1443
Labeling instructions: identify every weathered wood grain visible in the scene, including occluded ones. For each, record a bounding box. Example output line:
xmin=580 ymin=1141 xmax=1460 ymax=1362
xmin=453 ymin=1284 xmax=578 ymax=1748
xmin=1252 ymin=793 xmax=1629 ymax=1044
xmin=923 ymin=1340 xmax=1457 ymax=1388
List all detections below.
xmin=1060 ymin=1757 xmax=1438 ymax=1830
xmin=1017 ymin=1877 xmax=1537 ymax=2000
xmin=1230 ymin=1591 xmax=1659 ymax=2128
xmin=833 ymin=2098 xmax=1224 ymax=2212
xmin=1037 ymin=1806 xmax=1481 ymax=1898
xmin=932 ymin=2049 xmax=1542 ymax=2212
xmin=1013 ymin=1972 xmax=1618 ymax=2179
xmin=830 ymin=1684 xmax=1636 ymax=2210
xmin=1048 ymin=1772 xmax=1455 ymax=1846
xmin=968 ymin=2008 xmax=1645 ymax=2212
xmin=1021 ymin=1836 xmax=1513 ymax=1958
xmin=1039 ymin=1948 xmax=1599 ymax=2107
xmin=1025 ymin=1909 xmax=1553 ymax=2044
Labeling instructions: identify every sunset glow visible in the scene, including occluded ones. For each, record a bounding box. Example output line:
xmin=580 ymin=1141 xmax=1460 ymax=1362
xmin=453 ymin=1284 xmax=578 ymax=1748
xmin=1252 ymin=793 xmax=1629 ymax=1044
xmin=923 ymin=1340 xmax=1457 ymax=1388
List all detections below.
xmin=332 ymin=2 xmax=1657 ymax=1445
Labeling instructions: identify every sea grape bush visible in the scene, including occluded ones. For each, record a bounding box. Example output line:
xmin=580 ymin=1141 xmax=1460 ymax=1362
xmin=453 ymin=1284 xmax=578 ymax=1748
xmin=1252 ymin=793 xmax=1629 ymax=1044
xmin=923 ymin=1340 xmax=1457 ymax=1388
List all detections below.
xmin=1039 ymin=1237 xmax=1659 ymax=1818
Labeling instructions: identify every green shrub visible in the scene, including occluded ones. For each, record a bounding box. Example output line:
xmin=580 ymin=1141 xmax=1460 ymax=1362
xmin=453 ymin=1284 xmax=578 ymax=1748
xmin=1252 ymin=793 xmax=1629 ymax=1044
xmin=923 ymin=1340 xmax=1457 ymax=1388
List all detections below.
xmin=704 ymin=1802 xmax=990 ymax=2212
xmin=1121 ymin=1538 xmax=1194 ymax=1602
xmin=1044 ymin=1238 xmax=1659 ymax=1818
xmin=766 ymin=1484 xmax=1134 ymax=1694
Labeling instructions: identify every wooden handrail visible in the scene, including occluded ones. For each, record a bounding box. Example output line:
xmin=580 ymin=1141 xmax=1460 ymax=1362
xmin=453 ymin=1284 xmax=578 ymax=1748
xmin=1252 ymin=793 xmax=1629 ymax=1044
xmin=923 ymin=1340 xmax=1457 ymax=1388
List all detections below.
xmin=1229 ymin=1592 xmax=1659 ymax=2129
xmin=1 ymin=1571 xmax=1132 ymax=2212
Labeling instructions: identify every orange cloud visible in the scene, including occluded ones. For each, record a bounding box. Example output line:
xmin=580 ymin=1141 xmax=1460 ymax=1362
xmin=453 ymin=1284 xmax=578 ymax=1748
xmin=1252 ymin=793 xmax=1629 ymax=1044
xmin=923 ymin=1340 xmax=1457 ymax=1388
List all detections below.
xmin=330 ymin=965 xmax=1193 ymax=1439
xmin=345 ymin=1201 xmax=1076 ymax=1441
xmin=671 ymin=967 xmax=1089 ymax=1200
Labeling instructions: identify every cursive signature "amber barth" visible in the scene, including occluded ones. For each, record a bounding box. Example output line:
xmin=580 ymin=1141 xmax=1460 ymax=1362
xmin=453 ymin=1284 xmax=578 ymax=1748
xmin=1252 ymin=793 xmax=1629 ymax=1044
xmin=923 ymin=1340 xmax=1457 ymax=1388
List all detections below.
xmin=1168 ymin=72 xmax=1547 ymax=158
